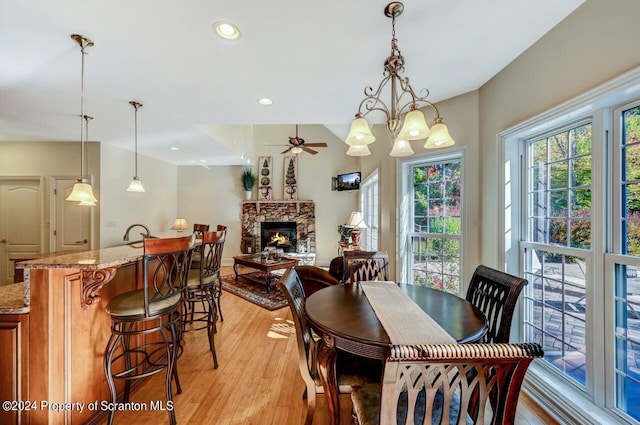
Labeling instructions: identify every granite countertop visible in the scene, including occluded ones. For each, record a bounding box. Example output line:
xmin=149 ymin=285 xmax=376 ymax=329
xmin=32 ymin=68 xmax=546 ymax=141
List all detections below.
xmin=16 ymin=244 xmax=145 ymax=270
xmin=0 ymin=282 xmax=29 ymax=314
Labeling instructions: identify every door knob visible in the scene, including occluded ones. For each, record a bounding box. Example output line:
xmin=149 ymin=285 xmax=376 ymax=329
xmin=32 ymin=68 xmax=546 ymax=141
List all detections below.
xmin=74 ymin=239 xmax=88 ymax=244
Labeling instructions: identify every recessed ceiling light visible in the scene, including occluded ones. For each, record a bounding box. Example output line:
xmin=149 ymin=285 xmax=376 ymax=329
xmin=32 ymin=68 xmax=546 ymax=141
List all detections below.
xmin=213 ymin=21 xmax=240 ymax=40
xmin=170 ymin=146 xmax=179 ymax=151
xmin=257 ymin=97 xmax=273 ymax=106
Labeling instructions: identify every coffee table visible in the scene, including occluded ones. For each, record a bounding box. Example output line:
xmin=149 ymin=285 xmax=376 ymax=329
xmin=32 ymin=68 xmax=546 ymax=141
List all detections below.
xmin=233 ymin=254 xmax=297 ymax=292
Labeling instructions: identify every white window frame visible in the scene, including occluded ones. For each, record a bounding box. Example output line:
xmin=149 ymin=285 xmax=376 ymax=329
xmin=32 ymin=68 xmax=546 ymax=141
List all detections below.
xmin=360 ymin=169 xmax=379 ymax=251
xmin=397 ymin=148 xmax=467 ymax=293
xmin=498 ymin=67 xmax=640 ymax=425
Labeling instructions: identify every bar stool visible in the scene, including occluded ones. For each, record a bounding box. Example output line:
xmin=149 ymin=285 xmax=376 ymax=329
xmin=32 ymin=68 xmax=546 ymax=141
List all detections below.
xmin=103 ymin=234 xmax=195 ymax=425
xmin=191 ymin=223 xmax=210 ymax=270
xmin=182 ymin=230 xmax=226 ymax=368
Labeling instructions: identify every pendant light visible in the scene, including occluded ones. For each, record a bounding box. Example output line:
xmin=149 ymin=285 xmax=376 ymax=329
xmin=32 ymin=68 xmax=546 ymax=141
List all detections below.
xmin=126 ymin=101 xmax=145 ymax=192
xmin=66 ymin=34 xmax=98 ymax=205
xmin=78 ymin=115 xmax=96 ymax=206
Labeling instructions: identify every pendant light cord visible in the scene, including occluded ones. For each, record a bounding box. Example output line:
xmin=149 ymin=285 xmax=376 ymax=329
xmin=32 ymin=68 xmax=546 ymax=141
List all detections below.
xmin=129 ymin=101 xmax=143 ymax=178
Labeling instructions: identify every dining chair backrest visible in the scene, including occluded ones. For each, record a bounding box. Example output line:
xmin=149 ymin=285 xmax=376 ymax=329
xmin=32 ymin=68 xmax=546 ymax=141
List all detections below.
xmin=142 ymin=234 xmax=195 ymax=318
xmin=277 ymin=268 xmax=315 ymax=389
xmin=345 ymin=250 xmax=390 ymax=283
xmin=351 ymin=342 xmax=543 ymax=425
xmin=465 ymin=265 xmax=528 ymax=343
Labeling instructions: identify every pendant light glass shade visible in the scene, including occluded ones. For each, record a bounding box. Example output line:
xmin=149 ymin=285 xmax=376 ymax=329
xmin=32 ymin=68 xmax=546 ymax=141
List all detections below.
xmin=345 ymin=116 xmax=375 ymax=146
xmin=397 ymin=109 xmax=431 ymax=140
xmin=127 ymin=176 xmax=145 ymax=192
xmin=127 ymin=101 xmax=145 ymax=192
xmin=67 ymin=181 xmax=98 ymax=202
xmin=389 ymin=138 xmax=414 ymax=157
xmin=346 ymin=144 xmax=371 ymax=157
xmin=424 ymin=119 xmax=455 ymax=149
xmin=79 ymin=199 xmax=97 ymax=206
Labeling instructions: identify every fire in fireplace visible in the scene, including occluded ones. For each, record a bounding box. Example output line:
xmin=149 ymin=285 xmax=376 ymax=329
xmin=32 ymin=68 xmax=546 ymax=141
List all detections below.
xmin=261 ymin=221 xmax=297 ymax=253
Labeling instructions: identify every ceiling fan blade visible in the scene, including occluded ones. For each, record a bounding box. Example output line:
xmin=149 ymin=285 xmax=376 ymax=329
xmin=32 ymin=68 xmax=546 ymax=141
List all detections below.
xmin=281 ymin=147 xmax=293 ymax=154
xmin=303 ymin=147 xmax=318 ymax=155
xmin=304 ymin=142 xmax=328 ymax=147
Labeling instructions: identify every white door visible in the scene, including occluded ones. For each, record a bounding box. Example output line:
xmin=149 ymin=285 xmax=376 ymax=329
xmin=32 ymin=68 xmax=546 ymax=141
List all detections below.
xmin=53 ymin=178 xmax=91 ymax=253
xmin=0 ymin=178 xmax=43 ymax=285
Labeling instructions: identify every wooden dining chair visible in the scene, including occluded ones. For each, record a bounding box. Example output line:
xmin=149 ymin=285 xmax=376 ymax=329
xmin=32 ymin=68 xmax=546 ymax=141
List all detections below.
xmin=351 ymin=342 xmax=544 ymax=425
xmin=277 ymin=268 xmax=381 ymax=425
xmin=344 ymin=250 xmax=390 ymax=283
xmin=466 ymin=265 xmax=529 ymax=343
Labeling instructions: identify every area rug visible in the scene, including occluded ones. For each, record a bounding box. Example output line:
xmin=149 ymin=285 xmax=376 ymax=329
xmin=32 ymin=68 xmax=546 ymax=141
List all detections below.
xmin=220 ymin=274 xmax=287 ymax=311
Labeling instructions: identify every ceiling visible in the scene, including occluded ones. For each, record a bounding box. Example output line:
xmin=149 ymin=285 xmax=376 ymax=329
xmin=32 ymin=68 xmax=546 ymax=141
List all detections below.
xmin=0 ymin=0 xmax=585 ymax=166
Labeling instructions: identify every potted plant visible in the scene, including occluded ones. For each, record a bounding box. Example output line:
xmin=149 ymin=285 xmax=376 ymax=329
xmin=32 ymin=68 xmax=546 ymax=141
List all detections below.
xmin=241 ymin=168 xmax=256 ymax=200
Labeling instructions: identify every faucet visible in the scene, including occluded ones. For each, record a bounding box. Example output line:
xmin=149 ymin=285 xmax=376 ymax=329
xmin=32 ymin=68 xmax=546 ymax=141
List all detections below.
xmin=123 ymin=224 xmax=151 ymax=241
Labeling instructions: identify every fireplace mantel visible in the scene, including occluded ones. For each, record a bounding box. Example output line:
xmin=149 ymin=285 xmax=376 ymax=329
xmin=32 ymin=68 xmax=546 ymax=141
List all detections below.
xmin=242 ymin=200 xmax=312 ymax=214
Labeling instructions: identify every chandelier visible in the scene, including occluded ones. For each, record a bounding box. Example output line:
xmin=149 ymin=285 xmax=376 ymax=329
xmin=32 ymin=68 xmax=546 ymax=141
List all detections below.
xmin=66 ymin=34 xmax=98 ymax=204
xmin=345 ymin=2 xmax=455 ymax=157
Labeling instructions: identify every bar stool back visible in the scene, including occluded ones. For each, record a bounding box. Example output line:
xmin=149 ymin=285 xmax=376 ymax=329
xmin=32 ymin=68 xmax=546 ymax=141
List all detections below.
xmin=103 ymin=234 xmax=195 ymax=425
xmin=183 ymin=229 xmax=226 ymax=368
xmin=191 ymin=223 xmax=210 ymax=269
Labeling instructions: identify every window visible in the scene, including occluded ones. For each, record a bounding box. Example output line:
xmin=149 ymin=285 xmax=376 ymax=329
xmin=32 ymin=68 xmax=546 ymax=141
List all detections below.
xmin=360 ymin=170 xmax=379 ymax=251
xmin=523 ymin=122 xmax=592 ymax=387
xmin=612 ymin=101 xmax=640 ymax=421
xmin=401 ymin=154 xmax=463 ymax=294
xmin=502 ymin=69 xmax=640 ymax=424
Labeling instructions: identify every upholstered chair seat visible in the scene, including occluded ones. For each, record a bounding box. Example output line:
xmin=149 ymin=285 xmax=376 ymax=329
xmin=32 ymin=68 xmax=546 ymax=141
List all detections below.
xmin=105 ymin=290 xmax=181 ymax=318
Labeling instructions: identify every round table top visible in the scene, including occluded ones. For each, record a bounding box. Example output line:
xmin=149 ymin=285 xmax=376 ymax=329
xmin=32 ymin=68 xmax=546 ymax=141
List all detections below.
xmin=305 ymin=283 xmax=488 ymax=350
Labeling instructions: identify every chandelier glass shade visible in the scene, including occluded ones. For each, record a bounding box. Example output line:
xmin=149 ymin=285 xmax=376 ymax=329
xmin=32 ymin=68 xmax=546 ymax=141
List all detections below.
xmin=66 ymin=34 xmax=98 ymax=205
xmin=345 ymin=2 xmax=454 ymax=157
xmin=127 ymin=101 xmax=145 ymax=192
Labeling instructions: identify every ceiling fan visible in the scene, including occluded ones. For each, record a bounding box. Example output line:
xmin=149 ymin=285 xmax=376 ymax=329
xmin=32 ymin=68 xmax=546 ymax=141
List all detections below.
xmin=281 ymin=125 xmax=328 ymax=155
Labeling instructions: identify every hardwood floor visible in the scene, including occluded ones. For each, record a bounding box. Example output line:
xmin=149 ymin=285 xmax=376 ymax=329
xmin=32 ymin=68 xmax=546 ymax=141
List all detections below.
xmin=111 ymin=266 xmax=558 ymax=425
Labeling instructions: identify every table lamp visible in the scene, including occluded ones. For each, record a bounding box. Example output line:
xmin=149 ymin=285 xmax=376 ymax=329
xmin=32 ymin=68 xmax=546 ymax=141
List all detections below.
xmin=345 ymin=211 xmax=367 ymax=248
xmin=170 ymin=217 xmax=189 ymax=232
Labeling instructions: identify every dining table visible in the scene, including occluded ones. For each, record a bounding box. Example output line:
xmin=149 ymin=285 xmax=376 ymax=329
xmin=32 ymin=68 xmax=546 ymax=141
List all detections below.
xmin=305 ymin=282 xmax=488 ymax=425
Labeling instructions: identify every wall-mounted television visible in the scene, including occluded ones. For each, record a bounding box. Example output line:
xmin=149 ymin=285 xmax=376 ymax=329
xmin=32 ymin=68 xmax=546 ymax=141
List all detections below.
xmin=333 ymin=171 xmax=361 ymax=191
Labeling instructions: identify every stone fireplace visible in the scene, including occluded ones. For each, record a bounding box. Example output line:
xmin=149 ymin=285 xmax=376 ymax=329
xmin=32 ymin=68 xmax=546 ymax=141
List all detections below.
xmin=241 ymin=201 xmax=315 ymax=254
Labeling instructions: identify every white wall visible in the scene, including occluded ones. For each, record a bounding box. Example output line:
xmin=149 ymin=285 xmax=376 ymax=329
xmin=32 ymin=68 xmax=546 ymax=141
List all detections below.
xmin=0 ymin=141 xmax=101 ymax=249
xmin=177 ymin=124 xmax=360 ymax=265
xmin=99 ymin=143 xmax=178 ymax=247
xmin=478 ymin=0 xmax=640 ymax=267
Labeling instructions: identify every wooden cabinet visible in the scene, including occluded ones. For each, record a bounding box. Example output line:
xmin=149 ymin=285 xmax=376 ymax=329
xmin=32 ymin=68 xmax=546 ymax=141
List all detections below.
xmin=0 ymin=313 xmax=29 ymax=425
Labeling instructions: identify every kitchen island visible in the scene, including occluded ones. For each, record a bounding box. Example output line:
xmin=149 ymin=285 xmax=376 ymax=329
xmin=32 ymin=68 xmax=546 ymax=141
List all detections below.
xmin=1 ymin=243 xmax=151 ymax=425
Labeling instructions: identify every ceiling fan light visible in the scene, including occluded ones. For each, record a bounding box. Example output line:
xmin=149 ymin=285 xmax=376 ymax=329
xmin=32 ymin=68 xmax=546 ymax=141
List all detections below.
xmin=127 ymin=176 xmax=145 ymax=192
xmin=424 ymin=119 xmax=455 ymax=149
xmin=345 ymin=117 xmax=375 ymax=146
xmin=398 ymin=109 xmax=431 ymax=140
xmin=291 ymin=147 xmax=303 ymax=155
xmin=346 ymin=144 xmax=371 ymax=156
xmin=389 ymin=138 xmax=414 ymax=157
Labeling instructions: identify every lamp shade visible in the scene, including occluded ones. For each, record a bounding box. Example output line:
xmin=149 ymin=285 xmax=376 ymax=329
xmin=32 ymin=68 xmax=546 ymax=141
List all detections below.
xmin=345 ymin=211 xmax=368 ymax=229
xmin=170 ymin=218 xmax=189 ymax=231
xmin=389 ymin=138 xmax=414 ymax=157
xmin=398 ymin=109 xmax=431 ymax=140
xmin=345 ymin=117 xmax=376 ymax=146
xmin=346 ymin=144 xmax=371 ymax=157
xmin=424 ymin=120 xmax=455 ymax=149
xmin=66 ymin=181 xmax=98 ymax=203
xmin=126 ymin=176 xmax=145 ymax=192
